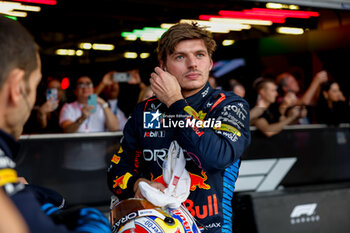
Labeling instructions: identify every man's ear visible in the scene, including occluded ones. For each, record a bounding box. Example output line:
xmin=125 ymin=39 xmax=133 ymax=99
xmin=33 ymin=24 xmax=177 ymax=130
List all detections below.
xmin=209 ymin=58 xmax=213 ymax=71
xmin=159 ymin=61 xmax=167 ymax=71
xmin=258 ymin=89 xmax=265 ymax=99
xmin=8 ymin=68 xmax=25 ymax=106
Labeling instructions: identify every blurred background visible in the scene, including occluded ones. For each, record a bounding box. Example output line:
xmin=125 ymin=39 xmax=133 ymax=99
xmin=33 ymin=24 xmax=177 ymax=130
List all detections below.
xmin=3 ymin=1 xmax=350 ymax=232
xmin=2 ymin=0 xmax=350 ymax=113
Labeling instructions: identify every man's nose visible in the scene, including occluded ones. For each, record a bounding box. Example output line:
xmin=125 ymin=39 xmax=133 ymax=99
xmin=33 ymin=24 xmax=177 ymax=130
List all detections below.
xmin=187 ymin=55 xmax=198 ymax=68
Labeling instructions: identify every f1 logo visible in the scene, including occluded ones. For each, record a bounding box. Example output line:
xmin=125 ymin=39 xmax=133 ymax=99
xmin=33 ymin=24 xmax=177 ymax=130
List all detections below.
xmin=290 ymin=203 xmax=317 ymax=218
xmin=143 ymin=110 xmax=161 ymax=129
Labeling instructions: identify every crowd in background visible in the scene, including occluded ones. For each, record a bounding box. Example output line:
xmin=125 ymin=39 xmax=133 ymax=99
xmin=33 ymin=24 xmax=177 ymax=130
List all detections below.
xmin=23 ymin=69 xmax=152 ymax=134
xmin=223 ymin=70 xmax=349 ymax=137
xmin=22 ymin=66 xmax=350 ymax=137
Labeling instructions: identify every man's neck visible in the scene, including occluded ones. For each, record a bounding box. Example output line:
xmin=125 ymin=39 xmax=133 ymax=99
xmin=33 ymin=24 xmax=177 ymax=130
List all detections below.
xmin=181 ymin=84 xmax=208 ymax=98
xmin=262 ymin=99 xmax=271 ymax=108
xmin=0 ymin=108 xmax=21 ymax=140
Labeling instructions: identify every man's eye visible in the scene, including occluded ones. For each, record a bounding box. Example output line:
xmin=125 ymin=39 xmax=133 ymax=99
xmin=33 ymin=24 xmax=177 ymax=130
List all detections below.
xmin=197 ymin=53 xmax=205 ymax=58
xmin=175 ymin=55 xmax=184 ymax=60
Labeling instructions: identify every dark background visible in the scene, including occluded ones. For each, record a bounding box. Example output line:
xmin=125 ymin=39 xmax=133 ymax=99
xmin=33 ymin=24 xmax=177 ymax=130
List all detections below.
xmin=11 ymin=0 xmax=350 ymax=115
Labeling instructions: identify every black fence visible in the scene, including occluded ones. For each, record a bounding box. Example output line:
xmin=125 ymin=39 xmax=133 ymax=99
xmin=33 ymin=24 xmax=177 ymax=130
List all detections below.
xmin=17 ymin=125 xmax=350 ymax=208
xmin=17 ymin=132 xmax=121 ymax=207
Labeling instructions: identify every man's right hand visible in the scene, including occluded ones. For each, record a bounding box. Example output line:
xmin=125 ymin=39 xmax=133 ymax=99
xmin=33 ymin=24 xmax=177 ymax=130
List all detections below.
xmin=39 ymin=99 xmax=59 ymax=114
xmin=150 ymin=67 xmax=183 ymax=108
xmin=287 ymin=105 xmax=303 ymax=120
xmin=101 ymin=71 xmax=115 ymax=86
xmin=81 ymin=104 xmax=94 ymax=119
xmin=313 ymin=70 xmax=328 ymax=85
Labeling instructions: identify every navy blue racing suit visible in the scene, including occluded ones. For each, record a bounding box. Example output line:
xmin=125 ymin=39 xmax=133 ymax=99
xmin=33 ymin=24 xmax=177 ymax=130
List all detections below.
xmin=107 ymin=82 xmax=250 ymax=233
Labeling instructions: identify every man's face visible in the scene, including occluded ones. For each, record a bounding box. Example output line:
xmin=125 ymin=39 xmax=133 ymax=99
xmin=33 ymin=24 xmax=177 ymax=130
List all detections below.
xmin=163 ymin=39 xmax=213 ymax=97
xmin=262 ymin=82 xmax=278 ymax=104
xmin=103 ymin=82 xmax=120 ymax=100
xmin=75 ymin=76 xmax=94 ymax=103
xmin=286 ymin=75 xmax=300 ymax=93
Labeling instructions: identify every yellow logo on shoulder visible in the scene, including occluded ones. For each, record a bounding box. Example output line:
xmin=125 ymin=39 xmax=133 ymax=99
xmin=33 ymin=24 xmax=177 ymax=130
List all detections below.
xmin=111 ymin=155 xmax=121 ymax=164
xmin=0 ymin=169 xmax=18 ymax=186
xmin=184 ymin=106 xmax=207 ymax=120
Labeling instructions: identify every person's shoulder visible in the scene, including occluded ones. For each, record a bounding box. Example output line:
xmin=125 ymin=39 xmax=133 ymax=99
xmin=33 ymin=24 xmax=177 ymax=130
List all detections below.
xmin=60 ymin=101 xmax=78 ymax=113
xmin=62 ymin=101 xmax=77 ymax=107
xmin=137 ymin=97 xmax=164 ymax=111
xmin=211 ymin=89 xmax=249 ymax=106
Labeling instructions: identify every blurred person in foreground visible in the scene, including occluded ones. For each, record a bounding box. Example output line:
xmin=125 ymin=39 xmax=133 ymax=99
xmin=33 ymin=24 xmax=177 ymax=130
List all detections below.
xmin=60 ymin=76 xmax=119 ymax=133
xmin=0 ymin=15 xmax=110 ymax=233
xmin=250 ymin=78 xmax=303 ymax=137
xmin=0 ymin=189 xmax=28 ymax=233
xmin=107 ymin=23 xmax=250 ymax=232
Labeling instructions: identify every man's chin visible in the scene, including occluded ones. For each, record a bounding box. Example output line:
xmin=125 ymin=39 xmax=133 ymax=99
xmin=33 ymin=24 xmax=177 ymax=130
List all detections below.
xmin=181 ymin=80 xmax=206 ymax=89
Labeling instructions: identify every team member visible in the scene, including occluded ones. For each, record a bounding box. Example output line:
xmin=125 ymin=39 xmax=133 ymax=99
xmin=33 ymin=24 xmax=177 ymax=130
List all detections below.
xmin=107 ymin=23 xmax=250 ymax=232
xmin=0 ymin=15 xmax=110 ymax=233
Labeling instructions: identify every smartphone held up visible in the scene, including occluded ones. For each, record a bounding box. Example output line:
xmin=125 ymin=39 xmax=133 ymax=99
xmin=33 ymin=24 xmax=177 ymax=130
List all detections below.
xmin=113 ymin=72 xmax=131 ymax=83
xmin=46 ymin=88 xmax=58 ymax=102
xmin=87 ymin=94 xmax=97 ymax=113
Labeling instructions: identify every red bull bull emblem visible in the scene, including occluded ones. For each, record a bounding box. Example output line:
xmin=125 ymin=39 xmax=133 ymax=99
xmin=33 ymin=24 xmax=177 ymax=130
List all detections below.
xmin=151 ymin=171 xmax=211 ymax=191
xmin=113 ymin=172 xmax=132 ymax=189
xmin=189 ymin=171 xmax=211 ymax=191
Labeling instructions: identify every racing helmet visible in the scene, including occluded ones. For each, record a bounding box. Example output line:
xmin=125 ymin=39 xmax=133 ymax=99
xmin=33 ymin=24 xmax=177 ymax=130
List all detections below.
xmin=110 ymin=198 xmax=201 ymax=233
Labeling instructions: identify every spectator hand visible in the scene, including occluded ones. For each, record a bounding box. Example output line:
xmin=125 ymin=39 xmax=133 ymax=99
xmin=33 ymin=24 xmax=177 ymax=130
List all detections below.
xmin=81 ymin=104 xmax=93 ymax=118
xmin=150 ymin=67 xmax=183 ymax=107
xmin=279 ymin=92 xmax=297 ymax=116
xmin=313 ymin=70 xmax=328 ymax=85
xmin=283 ymin=92 xmax=297 ymax=107
xmin=101 ymin=71 xmax=115 ymax=86
xmin=39 ymin=99 xmax=59 ymax=114
xmin=127 ymin=69 xmax=142 ymax=85
xmin=97 ymin=96 xmax=107 ymax=106
xmin=287 ymin=106 xmax=302 ymax=120
xmin=300 ymin=105 xmax=308 ymax=118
